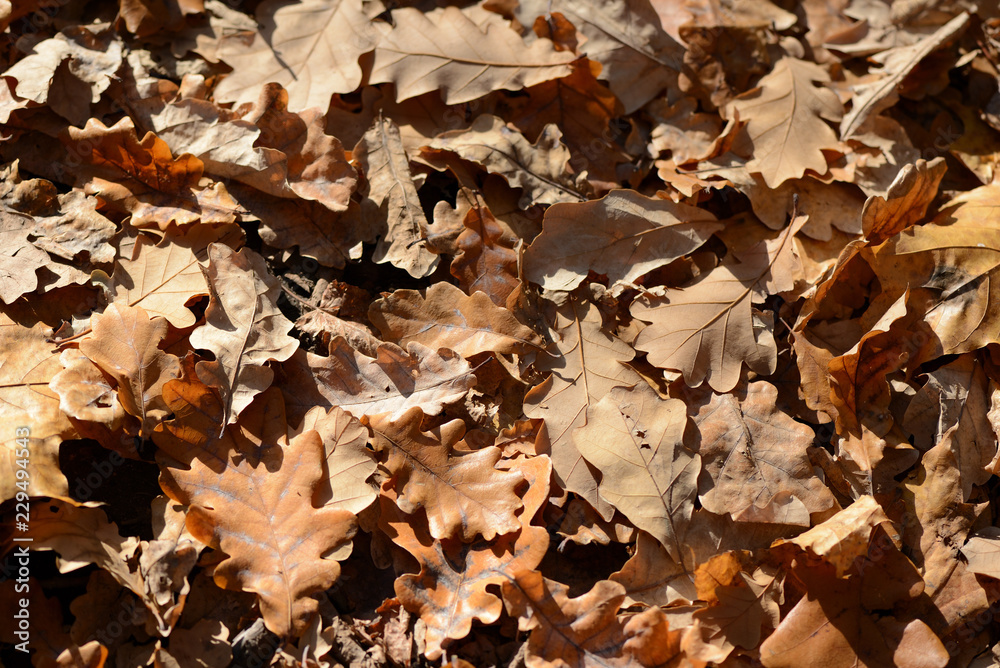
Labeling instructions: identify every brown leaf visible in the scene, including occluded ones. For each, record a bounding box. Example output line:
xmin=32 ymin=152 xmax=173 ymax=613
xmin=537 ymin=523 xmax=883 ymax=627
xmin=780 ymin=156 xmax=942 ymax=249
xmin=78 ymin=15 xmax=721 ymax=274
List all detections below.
xmin=450 ymin=200 xmax=521 ymax=307
xmin=369 ymin=282 xmax=542 ymax=357
xmin=631 ymin=223 xmax=795 ymax=392
xmin=279 ymin=339 xmax=476 ymax=425
xmin=213 ymin=0 xmax=376 ymax=110
xmin=516 ymin=0 xmax=684 ymax=113
xmin=610 ymin=530 xmax=696 ymax=606
xmin=0 ymin=209 xmax=49 ymax=303
xmin=523 ymin=189 xmax=720 ymax=292
xmin=110 ymin=222 xmax=241 ymax=328
xmin=355 ymin=115 xmax=438 ymax=278
xmin=1 ymin=314 xmax=74 ymax=503
xmin=155 ymin=382 xmax=357 ymax=638
xmin=382 ymin=455 xmax=550 ymax=660
xmin=295 ymin=405 xmax=378 ymax=515
xmin=428 ymin=114 xmax=585 ymax=206
xmin=64 ymin=117 xmax=239 ymax=229
xmin=1 ymin=26 xmax=123 ymax=125
xmin=728 ymin=57 xmax=843 ymax=188
xmin=861 ymin=157 xmax=946 ymax=245
xmin=79 ymin=303 xmax=181 ymax=436
xmin=501 ymin=571 xmax=629 ymax=668
xmin=368 ymin=407 xmax=524 ymax=541
xmin=189 ymin=244 xmax=299 ymax=430
xmin=524 ymin=295 xmax=644 ymax=518
xmin=688 ymin=380 xmax=836 ymax=524
xmin=370 ymin=6 xmax=574 ymax=104
xmin=574 ymin=383 xmax=699 ymax=563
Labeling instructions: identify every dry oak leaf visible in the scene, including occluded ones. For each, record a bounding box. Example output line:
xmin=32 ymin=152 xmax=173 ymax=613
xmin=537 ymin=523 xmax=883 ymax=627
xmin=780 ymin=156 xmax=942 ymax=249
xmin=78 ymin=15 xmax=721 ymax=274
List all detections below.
xmin=355 ymin=115 xmax=438 ymax=278
xmin=693 ymin=564 xmax=780 ymax=656
xmin=236 ymin=83 xmax=358 ymax=212
xmin=861 ymin=157 xmax=946 ymax=245
xmin=501 ymin=571 xmax=631 ymax=668
xmin=728 ymin=57 xmax=843 ymax=188
xmin=294 ymin=405 xmax=378 ymax=515
xmin=516 ymin=0 xmax=684 ymax=113
xmin=773 ymin=495 xmax=891 ymax=578
xmin=1 ymin=26 xmax=123 ymax=125
xmin=189 ymin=243 xmax=299 ymax=430
xmin=864 ymin=182 xmax=1000 ymax=358
xmin=630 ymin=221 xmax=797 ymax=392
xmin=50 ymin=348 xmax=123 ymax=429
xmin=369 ymin=282 xmax=543 ymax=358
xmin=154 ymin=380 xmax=356 ymax=638
xmin=79 ymin=303 xmax=181 ymax=437
xmin=110 ymin=222 xmax=242 ymax=329
xmin=213 ymin=0 xmax=376 ymax=110
xmin=370 ymin=6 xmax=574 ymax=105
xmin=524 ymin=296 xmax=644 ymax=519
xmin=64 ymin=117 xmax=239 ymax=229
xmin=499 ymin=59 xmax=627 ymax=189
xmin=428 ymin=114 xmax=585 ymax=207
xmin=367 ymin=406 xmax=524 ymax=542
xmin=140 ymin=86 xmax=358 ymax=217
xmin=759 ymin=561 xmax=948 ymax=668
xmin=960 ymin=526 xmax=1000 ymax=579
xmin=574 ymin=383 xmax=699 ymax=564
xmin=840 ymin=13 xmax=969 ymax=139
xmin=689 ymin=380 xmax=836 ymax=525
xmin=278 ymin=338 xmax=476 ymax=425
xmin=611 ymin=530 xmax=696 ymax=607
xmin=523 ymin=189 xmax=721 ymax=293
xmin=450 ymin=200 xmax=521 ymax=307
xmin=0 ymin=314 xmax=74 ymax=504
xmin=26 ymin=498 xmax=197 ymax=636
xmin=0 ymin=209 xmax=49 ymax=303
xmin=902 ymin=354 xmax=995 ymax=499
xmin=381 ymin=455 xmax=550 ymax=660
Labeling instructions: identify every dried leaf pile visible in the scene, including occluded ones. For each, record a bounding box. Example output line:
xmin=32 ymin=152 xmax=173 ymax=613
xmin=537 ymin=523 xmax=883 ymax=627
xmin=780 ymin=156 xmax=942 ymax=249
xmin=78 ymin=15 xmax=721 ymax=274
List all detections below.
xmin=4 ymin=0 xmax=1000 ymax=666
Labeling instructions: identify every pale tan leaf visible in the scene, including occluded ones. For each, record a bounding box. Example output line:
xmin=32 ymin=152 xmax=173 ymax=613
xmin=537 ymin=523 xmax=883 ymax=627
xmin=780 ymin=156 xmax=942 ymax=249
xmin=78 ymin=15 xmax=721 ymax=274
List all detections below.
xmin=111 ymin=223 xmax=242 ymax=328
xmin=523 ymin=189 xmax=721 ymax=292
xmin=213 ymin=0 xmax=376 ymax=110
xmin=0 ymin=314 xmax=74 ymax=503
xmin=370 ymin=6 xmax=574 ymax=104
xmin=369 ymin=282 xmax=542 ymax=357
xmin=0 ymin=211 xmax=48 ymax=303
xmin=524 ymin=295 xmax=643 ymax=518
xmin=296 ymin=405 xmax=378 ymax=515
xmin=189 ymin=244 xmax=299 ymax=429
xmin=279 ymin=339 xmax=476 ymax=424
xmin=428 ymin=114 xmax=585 ymax=206
xmin=368 ymin=407 xmax=524 ymax=541
xmin=630 ymin=224 xmax=797 ymax=392
xmin=79 ymin=303 xmax=181 ymax=436
xmin=574 ymin=383 xmax=699 ymax=563
xmin=355 ymin=115 xmax=438 ymax=278
xmin=960 ymin=527 xmax=1000 ymax=579
xmin=688 ymin=381 xmax=836 ymax=523
xmin=729 ymin=57 xmax=843 ymax=188
xmin=50 ymin=348 xmax=123 ymax=428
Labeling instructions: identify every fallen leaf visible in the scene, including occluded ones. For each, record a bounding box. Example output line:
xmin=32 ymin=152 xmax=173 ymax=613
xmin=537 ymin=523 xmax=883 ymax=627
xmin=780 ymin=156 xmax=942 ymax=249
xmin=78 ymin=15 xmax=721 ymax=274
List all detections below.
xmin=370 ymin=6 xmax=574 ymax=104
xmin=427 ymin=114 xmax=585 ymax=207
xmin=574 ymin=383 xmax=699 ymax=563
xmin=369 ymin=282 xmax=542 ymax=358
xmin=189 ymin=243 xmax=299 ymax=430
xmin=523 ymin=189 xmax=721 ymax=293
xmin=368 ymin=407 xmax=524 ymax=542
xmin=355 ymin=115 xmax=439 ymax=278
xmin=279 ymin=339 xmax=477 ymax=424
xmin=729 ymin=57 xmax=843 ymax=187
xmin=213 ymin=0 xmax=376 ymax=110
